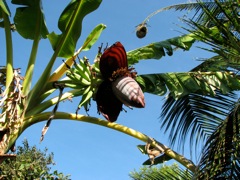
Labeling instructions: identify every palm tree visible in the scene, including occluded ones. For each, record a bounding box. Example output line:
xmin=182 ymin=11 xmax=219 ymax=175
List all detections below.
xmin=133 ymin=0 xmax=240 ymax=179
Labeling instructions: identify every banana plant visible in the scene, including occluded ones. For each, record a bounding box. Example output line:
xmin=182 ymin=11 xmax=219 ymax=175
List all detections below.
xmin=0 ymin=0 xmax=104 ymax=154
xmin=0 ymin=0 xmax=194 ymax=170
xmin=0 ymin=0 xmax=239 ymax=177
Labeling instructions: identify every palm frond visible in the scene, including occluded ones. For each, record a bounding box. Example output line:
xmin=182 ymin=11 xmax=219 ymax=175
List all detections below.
xmin=141 ymin=1 xmax=239 ymax=29
xmin=160 ymin=91 xmax=237 ymax=154
xmin=158 ymin=51 xmax=239 ymax=153
xmin=183 ymin=0 xmax=240 ymax=59
xmin=193 ymin=0 xmax=239 ymax=28
xmin=129 ymin=163 xmax=193 ymax=180
xmin=212 ymin=49 xmax=240 ymax=73
xmin=196 ymin=100 xmax=240 ymax=179
xmin=141 ymin=1 xmax=223 ymax=25
xmin=192 ymin=55 xmax=240 ymax=73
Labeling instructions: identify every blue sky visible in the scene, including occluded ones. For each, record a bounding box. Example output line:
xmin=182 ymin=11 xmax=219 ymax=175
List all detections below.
xmin=1 ymin=0 xmax=213 ymax=179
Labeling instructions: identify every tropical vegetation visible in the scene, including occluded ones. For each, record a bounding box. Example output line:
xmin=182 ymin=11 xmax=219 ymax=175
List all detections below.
xmin=0 ymin=139 xmax=70 ymax=179
xmin=0 ymin=0 xmax=239 ymax=179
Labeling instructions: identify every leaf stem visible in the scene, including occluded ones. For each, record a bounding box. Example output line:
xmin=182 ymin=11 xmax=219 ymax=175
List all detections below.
xmin=22 ymin=37 xmax=41 ymax=95
xmin=2 ymin=11 xmax=13 ymax=93
xmin=25 ymin=89 xmax=83 ymax=117
xmin=27 ymin=51 xmax=58 ymax=108
xmin=23 ymin=112 xmax=197 ymax=172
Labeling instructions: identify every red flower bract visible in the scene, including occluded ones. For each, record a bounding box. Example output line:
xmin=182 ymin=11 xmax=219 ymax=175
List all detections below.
xmin=96 ymin=41 xmax=145 ymax=122
xmin=99 ymin=42 xmax=128 ymax=80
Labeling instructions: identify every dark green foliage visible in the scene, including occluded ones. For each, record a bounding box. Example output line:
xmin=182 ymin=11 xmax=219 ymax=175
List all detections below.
xmin=12 ymin=0 xmax=49 ymax=39
xmin=48 ymin=0 xmax=102 ymax=58
xmin=0 ymin=139 xmax=70 ymax=179
xmin=142 ymin=154 xmax=172 ymax=166
xmin=127 ymin=34 xmax=195 ymax=65
xmin=158 ymin=0 xmax=240 ymax=178
xmin=137 ymin=72 xmax=239 ymax=99
xmin=134 ymin=1 xmax=240 ymax=179
xmin=196 ymin=102 xmax=240 ymax=179
xmin=129 ymin=164 xmax=192 ymax=180
xmin=161 ymin=91 xmax=237 ymax=153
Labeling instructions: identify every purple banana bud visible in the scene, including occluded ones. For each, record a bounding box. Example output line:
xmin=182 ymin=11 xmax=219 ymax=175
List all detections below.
xmin=112 ymin=76 xmax=145 ymax=108
xmin=96 ymin=80 xmax=123 ymax=122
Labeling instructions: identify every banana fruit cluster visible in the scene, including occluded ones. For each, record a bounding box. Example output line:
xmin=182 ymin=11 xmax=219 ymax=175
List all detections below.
xmin=61 ymin=57 xmax=102 ymax=113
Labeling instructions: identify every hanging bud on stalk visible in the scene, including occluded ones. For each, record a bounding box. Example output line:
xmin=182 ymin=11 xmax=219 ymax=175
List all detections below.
xmin=112 ymin=76 xmax=145 ymax=108
xmin=136 ymin=23 xmax=148 ymax=39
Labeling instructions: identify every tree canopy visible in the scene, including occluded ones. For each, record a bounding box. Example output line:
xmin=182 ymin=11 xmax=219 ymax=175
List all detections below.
xmin=0 ymin=139 xmax=70 ymax=179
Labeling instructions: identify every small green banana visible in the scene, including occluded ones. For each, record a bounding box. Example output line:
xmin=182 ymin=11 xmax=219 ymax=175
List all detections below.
xmin=74 ymin=58 xmax=91 ymax=82
xmin=62 ymin=81 xmax=86 ymax=89
xmin=77 ymin=88 xmax=93 ymax=110
xmin=66 ymin=72 xmax=91 ymax=86
xmin=82 ymin=85 xmax=91 ymax=95
xmin=91 ymin=61 xmax=100 ymax=74
xmin=82 ymin=57 xmax=92 ymax=77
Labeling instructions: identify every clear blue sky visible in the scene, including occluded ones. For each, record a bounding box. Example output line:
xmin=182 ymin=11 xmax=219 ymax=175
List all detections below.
xmin=1 ymin=0 xmax=212 ymax=179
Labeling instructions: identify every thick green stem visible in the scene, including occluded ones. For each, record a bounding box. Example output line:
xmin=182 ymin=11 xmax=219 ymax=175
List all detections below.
xmin=27 ymin=51 xmax=58 ymax=108
xmin=22 ymin=37 xmax=40 ymax=95
xmin=22 ymin=0 xmax=43 ymax=96
xmin=2 ymin=11 xmax=13 ymax=93
xmin=22 ymin=112 xmax=197 ymax=173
